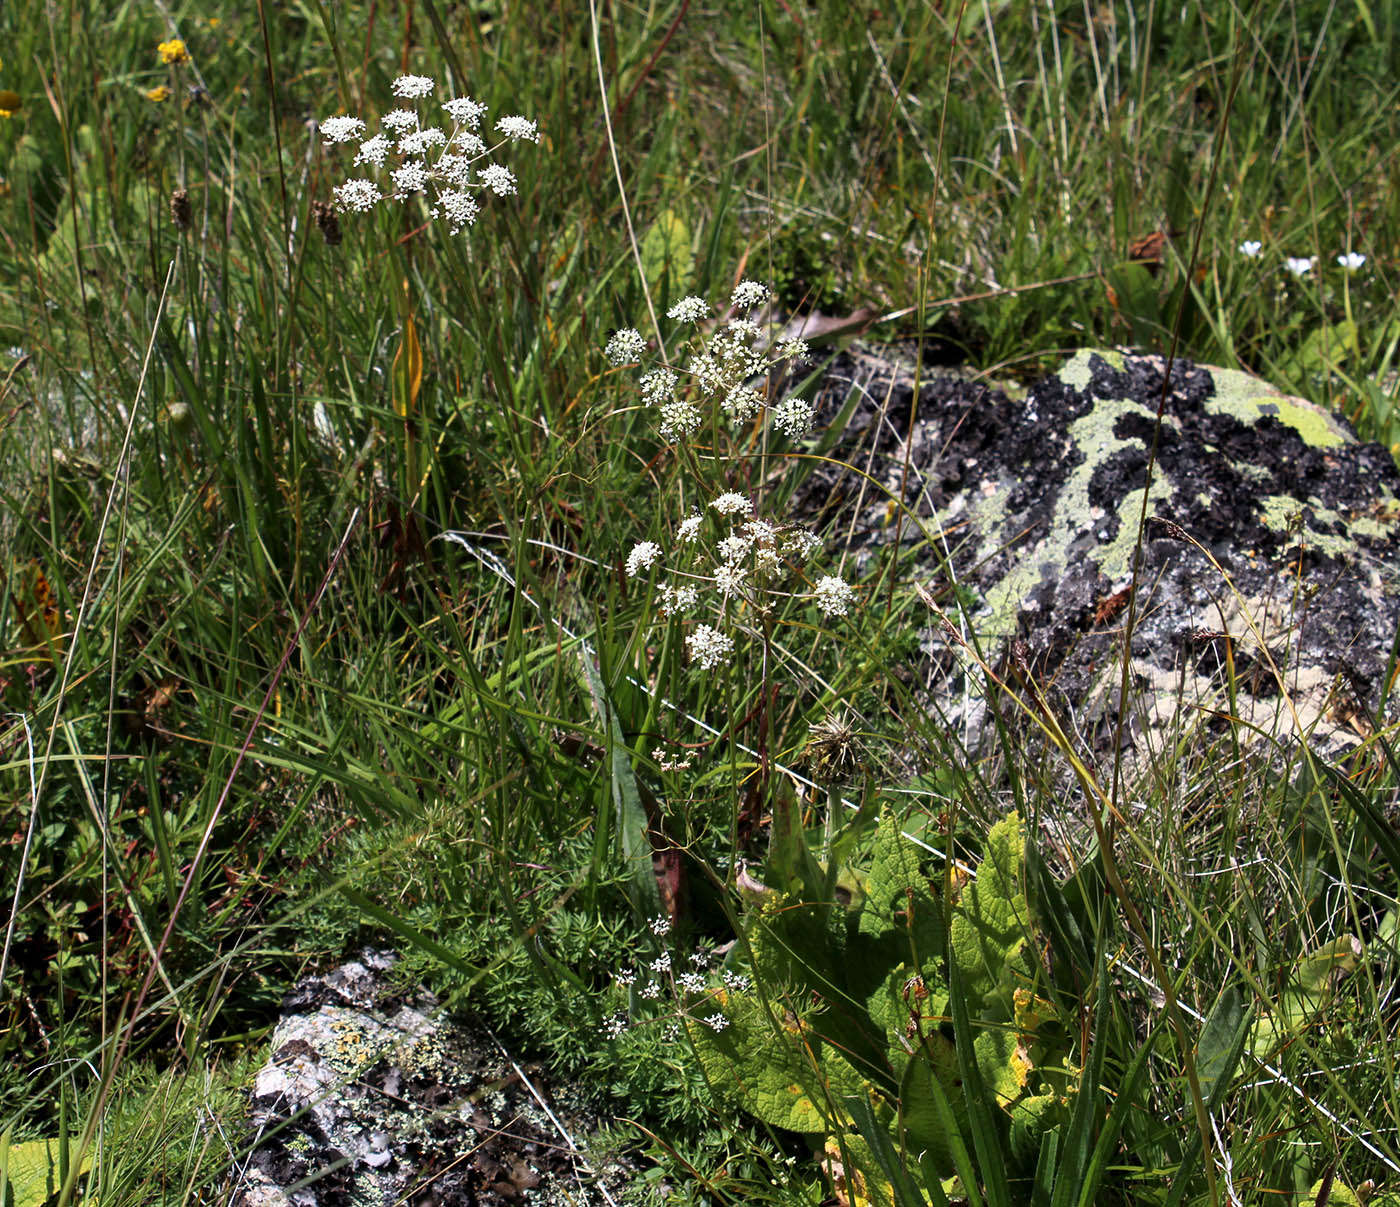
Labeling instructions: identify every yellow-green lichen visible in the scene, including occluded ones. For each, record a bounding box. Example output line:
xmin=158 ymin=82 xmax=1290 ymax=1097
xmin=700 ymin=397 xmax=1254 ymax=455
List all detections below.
xmin=1203 ymin=365 xmax=1349 ymax=448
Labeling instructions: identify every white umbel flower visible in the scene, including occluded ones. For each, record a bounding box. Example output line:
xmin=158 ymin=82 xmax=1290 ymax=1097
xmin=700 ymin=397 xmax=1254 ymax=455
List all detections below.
xmin=443 ymin=96 xmax=488 ymax=127
xmin=812 ymin=575 xmax=855 ymax=617
xmin=667 ymin=296 xmax=710 ymax=324
xmin=710 ymin=492 xmax=751 ymax=517
xmin=495 ymin=115 xmax=540 ymax=143
xmin=686 ymin=625 xmax=734 ymax=669
xmin=320 ymin=115 xmax=366 ymax=144
xmin=626 ymin=541 xmax=663 ymax=577
xmin=730 ymin=280 xmax=769 ymax=310
xmin=333 ymin=179 xmax=381 ymax=212
xmin=391 ymin=74 xmax=435 ymax=98
xmin=605 ymin=328 xmax=647 ymax=366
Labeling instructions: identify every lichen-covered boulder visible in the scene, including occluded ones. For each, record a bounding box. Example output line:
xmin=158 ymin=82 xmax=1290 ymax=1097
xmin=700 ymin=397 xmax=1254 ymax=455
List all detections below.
xmin=229 ymin=950 xmax=631 ymax=1207
xmin=802 ymin=345 xmax=1400 ymax=756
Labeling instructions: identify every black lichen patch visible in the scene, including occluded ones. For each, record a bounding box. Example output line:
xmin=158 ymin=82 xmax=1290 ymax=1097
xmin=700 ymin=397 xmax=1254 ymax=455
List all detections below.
xmin=795 ymin=344 xmax=1400 ymax=756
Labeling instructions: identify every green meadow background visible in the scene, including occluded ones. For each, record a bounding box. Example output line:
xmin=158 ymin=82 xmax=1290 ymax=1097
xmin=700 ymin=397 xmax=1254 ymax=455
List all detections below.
xmin=2 ymin=1 xmax=1400 ymax=1203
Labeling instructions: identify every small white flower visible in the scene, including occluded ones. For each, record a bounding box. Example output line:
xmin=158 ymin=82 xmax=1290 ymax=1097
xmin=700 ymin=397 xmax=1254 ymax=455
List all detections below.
xmin=432 ymin=190 xmax=479 ymax=234
xmin=678 ymin=972 xmax=708 ymax=993
xmin=641 ymin=981 xmax=662 ymax=999
xmin=1285 ymin=256 xmax=1316 ymax=277
xmin=320 ymin=115 xmax=366 ymax=144
xmin=605 ymin=328 xmax=647 ymax=366
xmin=659 ymin=399 xmax=703 ymax=441
xmin=435 ymin=154 xmax=475 ymax=186
xmin=651 ymin=952 xmax=672 ymax=973
xmin=668 ymin=296 xmax=710 ymax=324
xmin=659 ymin=582 xmax=699 ymax=617
xmin=731 ymin=280 xmax=769 ymax=310
xmin=722 ymin=970 xmax=751 ymax=993
xmin=650 ymin=914 xmax=672 ymax=936
xmin=495 ymin=115 xmax=540 ymax=143
xmin=727 ymin=318 xmax=761 ymax=341
xmin=664 ymin=1021 xmax=681 ymax=1042
xmin=812 ymin=575 xmax=855 ymax=617
xmin=714 ymin=563 xmax=748 ymax=598
xmin=390 ymin=160 xmax=429 ymax=198
xmin=710 ymin=492 xmax=751 ymax=517
xmin=333 ymin=179 xmax=381 ymax=212
xmin=397 ymin=127 xmax=447 ymax=156
xmin=443 ymin=96 xmax=489 ymax=127
xmin=743 ymin=519 xmax=777 ymax=544
xmin=615 ymin=968 xmax=637 ymax=986
xmin=703 ymin=1012 xmax=728 ymax=1032
xmin=602 ymin=1014 xmax=628 ymax=1039
xmin=776 ymin=337 xmax=810 ymax=362
xmin=686 ymin=624 xmax=734 ymax=669
xmin=452 ymin=130 xmax=487 ymax=157
xmin=353 ymin=134 xmax=392 ymax=167
xmin=640 ymin=368 xmax=678 ymax=404
xmin=391 ymin=74 xmax=435 ymax=98
xmin=479 ymin=163 xmax=517 ymax=196
xmin=687 ymin=353 xmax=723 ymax=394
xmin=1337 ymin=252 xmax=1366 ymax=271
xmin=723 ymin=385 xmax=763 ymax=421
xmin=716 ymin=534 xmax=751 ymax=564
xmin=1237 ymin=240 xmax=1263 ymax=258
xmin=676 ymin=513 xmax=704 ymax=544
xmin=690 ymin=948 xmax=711 ymax=967
xmin=782 ymin=529 xmax=821 ymax=560
xmin=626 ymin=541 xmax=663 ymax=577
xmin=381 ymin=108 xmax=420 ymax=132
xmin=772 ymin=396 xmax=814 ymax=438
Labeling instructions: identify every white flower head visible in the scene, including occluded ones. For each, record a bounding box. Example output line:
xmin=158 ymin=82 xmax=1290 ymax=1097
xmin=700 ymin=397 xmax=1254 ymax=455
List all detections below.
xmin=626 ymin=541 xmax=663 ymax=577
xmin=703 ymin=1012 xmax=729 ymax=1032
xmin=391 ymin=74 xmax=435 ymax=98
xmin=639 ymin=368 xmax=678 ymax=404
xmin=605 ymin=328 xmax=647 ymax=366
xmin=714 ymin=563 xmax=748 ymax=598
xmin=731 ymin=280 xmax=769 ymax=310
xmin=650 ymin=913 xmax=673 ymax=936
xmin=390 ymin=160 xmax=429 ymax=198
xmin=1237 ymin=240 xmax=1263 ymax=258
xmin=452 ymin=130 xmax=487 ymax=157
xmin=812 ymin=575 xmax=856 ymax=617
xmin=602 ymin=1014 xmax=628 ymax=1039
xmin=678 ymin=971 xmax=708 ymax=993
xmin=772 ymin=396 xmax=814 ymax=439
xmin=659 ymin=581 xmax=699 ymax=617
xmin=354 ymin=134 xmax=392 ymax=167
xmin=659 ymin=399 xmax=703 ymax=442
xmin=431 ymin=190 xmax=479 ymax=234
xmin=686 ymin=624 xmax=734 ymax=669
xmin=479 ymin=164 xmax=517 ymax=196
xmin=716 ymin=533 xmax=751 ymax=564
xmin=1285 ymin=256 xmax=1316 ymax=277
xmin=668 ymin=296 xmax=710 ymax=324
xmin=333 ymin=179 xmax=381 ymax=212
xmin=1337 ymin=252 xmax=1366 ymax=271
xmin=676 ymin=513 xmax=704 ymax=544
xmin=381 ymin=108 xmax=419 ymax=132
xmin=495 ymin=115 xmax=540 ymax=143
xmin=397 ymin=127 xmax=448 ymax=156
xmin=641 ymin=981 xmax=661 ymax=999
xmin=723 ymin=385 xmax=763 ymax=421
xmin=320 ymin=115 xmax=366 ymax=144
xmin=651 ymin=952 xmax=672 ymax=973
xmin=776 ymin=337 xmax=810 ymax=362
xmin=710 ymin=492 xmax=751 ymax=518
xmin=443 ymin=96 xmax=489 ymax=127
xmin=722 ymin=969 xmax=751 ymax=992
xmin=782 ymin=528 xmax=821 ymax=560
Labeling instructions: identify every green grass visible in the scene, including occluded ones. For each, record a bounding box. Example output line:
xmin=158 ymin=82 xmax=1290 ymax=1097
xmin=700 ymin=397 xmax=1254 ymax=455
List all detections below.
xmin=1 ymin=1 xmax=1399 ymax=1204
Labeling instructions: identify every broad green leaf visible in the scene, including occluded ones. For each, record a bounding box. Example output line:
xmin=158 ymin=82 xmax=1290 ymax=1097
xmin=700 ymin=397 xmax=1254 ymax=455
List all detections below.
xmin=0 ymin=1136 xmax=90 ymax=1207
xmin=950 ymin=811 xmax=1029 ymax=1012
xmin=640 ymin=209 xmax=693 ymax=299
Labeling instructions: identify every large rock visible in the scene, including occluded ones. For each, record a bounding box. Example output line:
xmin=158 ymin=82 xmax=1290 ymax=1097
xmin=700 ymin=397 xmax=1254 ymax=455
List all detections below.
xmin=228 ymin=950 xmax=632 ymax=1207
xmin=800 ymin=345 xmax=1400 ymax=757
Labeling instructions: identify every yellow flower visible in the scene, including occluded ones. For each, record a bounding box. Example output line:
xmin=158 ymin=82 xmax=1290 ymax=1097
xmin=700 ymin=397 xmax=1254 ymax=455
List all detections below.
xmin=145 ymin=85 xmax=171 ymax=102
xmin=0 ymin=90 xmax=20 ymax=117
xmin=157 ymin=38 xmax=189 ymax=65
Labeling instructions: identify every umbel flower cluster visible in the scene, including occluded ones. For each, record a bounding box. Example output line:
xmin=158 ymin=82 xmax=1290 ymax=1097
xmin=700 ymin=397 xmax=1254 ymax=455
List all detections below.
xmin=626 ymin=490 xmax=855 ymax=670
xmin=605 ymin=280 xmax=814 ymax=443
xmin=319 ymin=74 xmax=539 ymax=235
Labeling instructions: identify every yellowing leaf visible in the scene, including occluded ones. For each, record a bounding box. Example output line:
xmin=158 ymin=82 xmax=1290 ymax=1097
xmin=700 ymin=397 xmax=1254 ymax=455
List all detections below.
xmin=392 ymin=313 xmax=423 ymax=420
xmin=0 ymin=1134 xmax=91 ymax=1207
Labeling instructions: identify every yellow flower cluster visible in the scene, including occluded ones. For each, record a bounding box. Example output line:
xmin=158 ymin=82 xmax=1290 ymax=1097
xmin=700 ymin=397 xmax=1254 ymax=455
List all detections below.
xmin=157 ymin=38 xmax=189 ymax=65
xmin=145 ymin=85 xmax=170 ymax=103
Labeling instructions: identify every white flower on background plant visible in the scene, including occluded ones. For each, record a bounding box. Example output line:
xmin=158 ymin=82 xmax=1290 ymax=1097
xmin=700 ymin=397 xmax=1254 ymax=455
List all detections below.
xmin=1237 ymin=240 xmax=1262 ymax=258
xmin=626 ymin=541 xmax=663 ymax=577
xmin=731 ymin=280 xmax=769 ymax=310
xmin=381 ymin=108 xmax=419 ymax=132
xmin=702 ymin=1012 xmax=728 ymax=1032
xmin=494 ymin=115 xmax=540 ymax=143
xmin=391 ymin=74 xmax=435 ymax=98
xmin=602 ymin=1014 xmax=628 ymax=1039
xmin=1337 ymin=252 xmax=1366 ymax=271
xmin=812 ymin=575 xmax=855 ymax=617
xmin=320 ymin=115 xmax=366 ymax=144
xmin=332 ymin=179 xmax=381 ymax=212
xmin=650 ymin=914 xmax=672 ymax=936
xmin=443 ymin=96 xmax=488 ymax=127
xmin=667 ymin=296 xmax=710 ymax=324
xmin=676 ymin=513 xmax=704 ymax=544
xmin=1285 ymin=256 xmax=1316 ymax=277
xmin=678 ymin=972 xmax=707 ymax=993
xmin=354 ymin=134 xmax=392 ymax=167
xmin=605 ymin=328 xmax=647 ymax=367
xmin=686 ymin=624 xmax=734 ymax=669
xmin=772 ymin=396 xmax=815 ymax=438
xmin=710 ymin=492 xmax=751 ymax=517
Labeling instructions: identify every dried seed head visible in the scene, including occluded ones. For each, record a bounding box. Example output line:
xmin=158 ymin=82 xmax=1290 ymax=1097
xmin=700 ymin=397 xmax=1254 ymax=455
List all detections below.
xmin=1148 ymin=515 xmax=1191 ymax=543
xmin=169 ymin=188 xmax=191 ymax=229
xmin=312 ymin=199 xmax=342 ymax=247
xmin=806 ymin=710 xmax=860 ymax=781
